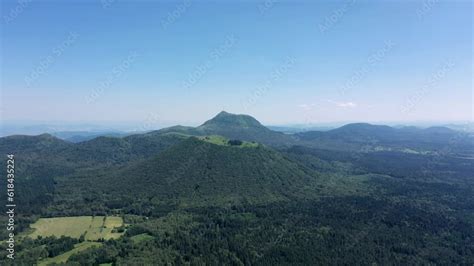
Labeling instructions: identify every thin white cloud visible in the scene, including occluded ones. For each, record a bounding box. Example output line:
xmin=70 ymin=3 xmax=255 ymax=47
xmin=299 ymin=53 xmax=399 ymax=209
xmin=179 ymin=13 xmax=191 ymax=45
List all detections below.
xmin=297 ymin=103 xmax=317 ymax=111
xmin=338 ymin=102 xmax=357 ymax=108
xmin=325 ymin=99 xmax=357 ymax=108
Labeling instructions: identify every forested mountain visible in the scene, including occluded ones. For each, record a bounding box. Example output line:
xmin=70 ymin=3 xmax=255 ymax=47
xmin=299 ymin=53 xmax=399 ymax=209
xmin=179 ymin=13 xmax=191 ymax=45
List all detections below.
xmin=109 ymin=137 xmax=315 ymax=205
xmin=150 ymin=111 xmax=295 ymax=147
xmin=0 ymin=132 xmax=187 ymax=173
xmin=0 ymin=133 xmax=72 ymax=153
xmin=0 ymin=112 xmax=473 ymax=265
xmin=197 ymin=111 xmax=294 ymax=145
xmin=50 ymin=137 xmax=319 ymax=217
xmin=295 ymin=122 xmax=473 ymax=154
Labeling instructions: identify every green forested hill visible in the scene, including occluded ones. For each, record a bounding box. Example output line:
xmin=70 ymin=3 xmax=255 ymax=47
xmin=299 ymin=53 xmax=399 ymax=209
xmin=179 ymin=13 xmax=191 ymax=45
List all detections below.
xmin=45 ymin=137 xmax=319 ymax=217
xmin=95 ymin=137 xmax=318 ymax=206
xmin=0 ymin=131 xmax=187 ymax=174
xmin=0 ymin=133 xmax=72 ymax=152
xmin=0 ymin=132 xmax=187 ymax=216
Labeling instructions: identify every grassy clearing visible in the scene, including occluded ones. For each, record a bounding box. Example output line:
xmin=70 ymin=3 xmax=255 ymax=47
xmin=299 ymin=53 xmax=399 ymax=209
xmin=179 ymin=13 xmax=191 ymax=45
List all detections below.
xmin=199 ymin=135 xmax=258 ymax=148
xmin=130 ymin=233 xmax=154 ymax=243
xmin=29 ymin=216 xmax=124 ymax=241
xmin=38 ymin=242 xmax=102 ymax=266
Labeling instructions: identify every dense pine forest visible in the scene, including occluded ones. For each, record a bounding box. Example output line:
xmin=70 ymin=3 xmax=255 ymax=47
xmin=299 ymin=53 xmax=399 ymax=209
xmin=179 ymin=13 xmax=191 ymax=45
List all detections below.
xmin=0 ymin=112 xmax=473 ymax=265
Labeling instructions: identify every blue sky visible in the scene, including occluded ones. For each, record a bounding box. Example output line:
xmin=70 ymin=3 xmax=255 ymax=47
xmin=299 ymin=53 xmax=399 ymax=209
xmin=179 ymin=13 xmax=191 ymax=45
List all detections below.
xmin=1 ymin=0 xmax=472 ymax=126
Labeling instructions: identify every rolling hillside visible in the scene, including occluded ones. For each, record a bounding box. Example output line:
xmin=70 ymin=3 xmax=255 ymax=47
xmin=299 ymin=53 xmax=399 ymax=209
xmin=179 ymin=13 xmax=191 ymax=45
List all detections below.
xmin=57 ymin=137 xmax=319 ymax=214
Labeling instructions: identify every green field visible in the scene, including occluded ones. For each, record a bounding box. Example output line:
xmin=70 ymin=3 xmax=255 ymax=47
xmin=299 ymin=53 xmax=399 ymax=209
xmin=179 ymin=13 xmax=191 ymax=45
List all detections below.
xmin=29 ymin=216 xmax=124 ymax=241
xmin=38 ymin=242 xmax=102 ymax=266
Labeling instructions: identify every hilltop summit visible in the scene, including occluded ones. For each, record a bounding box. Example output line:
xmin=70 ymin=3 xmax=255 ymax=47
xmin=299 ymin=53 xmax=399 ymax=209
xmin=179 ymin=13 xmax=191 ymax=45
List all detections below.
xmin=199 ymin=111 xmax=266 ymax=130
xmin=197 ymin=111 xmax=294 ymax=146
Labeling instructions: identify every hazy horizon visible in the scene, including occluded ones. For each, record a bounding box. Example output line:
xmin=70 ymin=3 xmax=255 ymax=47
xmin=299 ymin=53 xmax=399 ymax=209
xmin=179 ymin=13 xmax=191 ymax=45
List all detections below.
xmin=1 ymin=1 xmax=472 ymax=125
xmin=2 ymin=113 xmax=473 ymax=127
xmin=2 ymin=109 xmax=473 ymax=138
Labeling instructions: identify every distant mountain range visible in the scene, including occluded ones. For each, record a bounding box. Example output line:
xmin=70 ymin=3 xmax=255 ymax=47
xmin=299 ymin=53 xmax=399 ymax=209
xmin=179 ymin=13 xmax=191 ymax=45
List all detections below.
xmin=3 ymin=115 xmax=472 ymax=140
xmin=2 ymin=112 xmax=472 ymax=160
